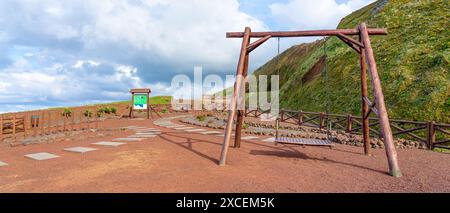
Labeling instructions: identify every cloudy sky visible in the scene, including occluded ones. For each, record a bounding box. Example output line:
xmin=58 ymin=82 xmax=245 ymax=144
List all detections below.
xmin=0 ymin=0 xmax=374 ymax=112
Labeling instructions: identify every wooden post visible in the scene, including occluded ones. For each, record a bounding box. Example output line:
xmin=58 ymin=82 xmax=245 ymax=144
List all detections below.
xmin=12 ymin=114 xmax=16 ymax=140
xmin=234 ymin=110 xmax=244 ymax=148
xmin=234 ymin=42 xmax=250 ymax=148
xmin=95 ymin=109 xmax=99 ymax=130
xmin=71 ymin=110 xmax=75 ymax=132
xmin=33 ymin=113 xmax=37 ymax=137
xmin=87 ymin=109 xmax=90 ymax=130
xmin=346 ymin=114 xmax=353 ymax=133
xmin=319 ymin=112 xmax=324 ymax=129
xmin=0 ymin=114 xmax=3 ymax=142
xmin=47 ymin=111 xmax=51 ymax=134
xmin=298 ymin=110 xmax=303 ymax=125
xmin=427 ymin=121 xmax=436 ymax=150
xmin=147 ymin=92 xmax=150 ymax=119
xmin=63 ymin=112 xmax=66 ymax=132
xmin=23 ymin=113 xmax=27 ymax=138
xmin=275 ymin=119 xmax=280 ymax=146
xmin=40 ymin=111 xmax=44 ymax=135
xmin=219 ymin=27 xmax=251 ymax=165
xmin=359 ymin=40 xmax=371 ymax=156
xmin=130 ymin=93 xmax=135 ymax=118
xmin=360 ymin=23 xmax=401 ymax=177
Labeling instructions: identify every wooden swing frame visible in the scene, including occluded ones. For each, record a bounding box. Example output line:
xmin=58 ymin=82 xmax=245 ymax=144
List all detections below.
xmin=219 ymin=23 xmax=402 ymax=177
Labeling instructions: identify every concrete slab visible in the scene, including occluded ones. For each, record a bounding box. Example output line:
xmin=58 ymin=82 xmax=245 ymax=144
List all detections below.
xmin=184 ymin=129 xmax=205 ymax=132
xmin=128 ymin=135 xmax=157 ymax=138
xmin=166 ymin=125 xmax=184 ymax=128
xmin=216 ymin=133 xmax=235 ymax=137
xmin=262 ymin=137 xmax=275 ymax=142
xmin=174 ymin=127 xmax=194 ymax=130
xmin=113 ymin=138 xmax=145 ymax=142
xmin=0 ymin=161 xmax=8 ymax=167
xmin=156 ymin=123 xmax=173 ymax=126
xmin=200 ymin=131 xmax=222 ymax=135
xmin=135 ymin=132 xmax=161 ymax=135
xmin=24 ymin=152 xmax=60 ymax=161
xmin=63 ymin=147 xmax=97 ymax=153
xmin=134 ymin=129 xmax=160 ymax=132
xmin=241 ymin=136 xmax=259 ymax=140
xmin=129 ymin=126 xmax=155 ymax=129
xmin=92 ymin=141 xmax=126 ymax=147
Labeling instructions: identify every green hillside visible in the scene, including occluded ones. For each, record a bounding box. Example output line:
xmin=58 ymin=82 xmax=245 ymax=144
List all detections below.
xmin=253 ymin=0 xmax=449 ymax=123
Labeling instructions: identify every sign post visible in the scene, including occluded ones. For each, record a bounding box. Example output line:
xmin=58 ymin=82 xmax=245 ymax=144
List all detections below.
xmin=129 ymin=88 xmax=151 ymax=119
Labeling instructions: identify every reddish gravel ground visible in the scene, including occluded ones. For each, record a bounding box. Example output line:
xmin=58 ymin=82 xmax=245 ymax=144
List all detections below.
xmin=0 ymin=113 xmax=449 ymax=192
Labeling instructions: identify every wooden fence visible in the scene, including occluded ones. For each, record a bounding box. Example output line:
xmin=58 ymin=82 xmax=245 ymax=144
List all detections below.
xmin=0 ymin=103 xmax=174 ymax=142
xmin=244 ymin=108 xmax=450 ymax=150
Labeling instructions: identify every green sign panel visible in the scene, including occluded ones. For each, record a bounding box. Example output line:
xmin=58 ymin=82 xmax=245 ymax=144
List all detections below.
xmin=133 ymin=94 xmax=148 ymax=110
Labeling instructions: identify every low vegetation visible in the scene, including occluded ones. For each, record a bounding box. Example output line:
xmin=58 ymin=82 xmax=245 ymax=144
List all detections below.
xmin=251 ymin=0 xmax=449 ymax=123
xmin=61 ymin=108 xmax=72 ymax=118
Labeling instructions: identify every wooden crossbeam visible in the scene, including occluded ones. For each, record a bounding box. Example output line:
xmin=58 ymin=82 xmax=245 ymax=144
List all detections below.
xmin=227 ymin=28 xmax=388 ymax=38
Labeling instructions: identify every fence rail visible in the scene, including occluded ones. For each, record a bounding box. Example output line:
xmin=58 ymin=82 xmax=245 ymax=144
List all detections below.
xmin=244 ymin=108 xmax=450 ymax=150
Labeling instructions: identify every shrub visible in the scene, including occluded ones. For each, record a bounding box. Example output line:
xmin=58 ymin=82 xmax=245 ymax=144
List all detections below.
xmin=96 ymin=111 xmax=102 ymax=118
xmin=110 ymin=107 xmax=117 ymax=114
xmin=105 ymin=107 xmax=113 ymax=114
xmin=83 ymin=109 xmax=93 ymax=118
xmin=161 ymin=108 xmax=168 ymax=114
xmin=61 ymin=108 xmax=72 ymax=118
xmin=242 ymin=123 xmax=249 ymax=129
xmin=197 ymin=114 xmax=206 ymax=121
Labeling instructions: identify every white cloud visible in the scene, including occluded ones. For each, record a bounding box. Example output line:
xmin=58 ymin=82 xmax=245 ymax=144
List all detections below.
xmin=0 ymin=0 xmax=270 ymax=111
xmin=0 ymin=52 xmax=143 ymax=112
xmin=0 ymin=0 xmax=376 ymax=112
xmin=269 ymin=0 xmax=375 ymax=30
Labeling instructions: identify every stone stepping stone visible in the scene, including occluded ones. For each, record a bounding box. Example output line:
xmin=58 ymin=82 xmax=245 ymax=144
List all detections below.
xmin=129 ymin=128 xmax=152 ymax=130
xmin=155 ymin=123 xmax=173 ymax=125
xmin=134 ymin=129 xmax=160 ymax=132
xmin=262 ymin=137 xmax=275 ymax=142
xmin=63 ymin=147 xmax=97 ymax=153
xmin=160 ymin=125 xmax=177 ymax=127
xmin=134 ymin=128 xmax=159 ymax=130
xmin=113 ymin=138 xmax=145 ymax=142
xmin=24 ymin=152 xmax=60 ymax=161
xmin=200 ymin=131 xmax=222 ymax=135
xmin=135 ymin=132 xmax=161 ymax=135
xmin=216 ymin=133 xmax=235 ymax=137
xmin=167 ymin=125 xmax=184 ymax=128
xmin=184 ymin=129 xmax=205 ymax=132
xmin=175 ymin=127 xmax=194 ymax=130
xmin=241 ymin=136 xmax=259 ymax=140
xmin=0 ymin=161 xmax=8 ymax=167
xmin=135 ymin=131 xmax=161 ymax=135
xmin=92 ymin=141 xmax=126 ymax=147
xmin=128 ymin=135 xmax=157 ymax=138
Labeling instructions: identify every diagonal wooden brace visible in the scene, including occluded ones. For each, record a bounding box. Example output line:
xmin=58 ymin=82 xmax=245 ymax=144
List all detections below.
xmin=247 ymin=35 xmax=272 ymax=53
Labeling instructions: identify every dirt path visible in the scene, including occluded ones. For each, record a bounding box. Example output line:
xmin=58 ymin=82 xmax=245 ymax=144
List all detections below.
xmin=0 ymin=113 xmax=449 ymax=192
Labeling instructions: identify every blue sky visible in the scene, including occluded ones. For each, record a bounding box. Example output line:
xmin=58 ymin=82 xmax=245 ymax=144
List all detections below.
xmin=0 ymin=0 xmax=375 ymax=112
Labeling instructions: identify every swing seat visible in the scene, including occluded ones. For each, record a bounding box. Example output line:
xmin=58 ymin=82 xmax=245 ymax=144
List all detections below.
xmin=275 ymin=137 xmax=334 ymax=148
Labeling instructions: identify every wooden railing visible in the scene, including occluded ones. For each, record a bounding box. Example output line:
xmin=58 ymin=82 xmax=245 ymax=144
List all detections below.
xmin=244 ymin=108 xmax=450 ymax=150
xmin=0 ymin=103 xmax=174 ymax=143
